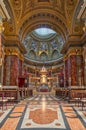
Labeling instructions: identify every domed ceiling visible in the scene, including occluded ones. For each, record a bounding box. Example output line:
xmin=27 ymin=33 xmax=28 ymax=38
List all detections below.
xmin=24 ymin=27 xmax=64 ymax=63
xmin=1 ymin=0 xmax=84 ymax=67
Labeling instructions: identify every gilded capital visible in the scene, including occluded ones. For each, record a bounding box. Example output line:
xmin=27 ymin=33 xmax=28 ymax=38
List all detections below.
xmin=4 ymin=47 xmax=24 ymax=61
xmin=68 ymin=47 xmax=83 ymax=56
xmin=0 ymin=19 xmax=4 ymax=34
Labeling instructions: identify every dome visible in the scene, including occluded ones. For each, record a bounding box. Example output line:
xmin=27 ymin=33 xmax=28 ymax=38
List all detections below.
xmin=35 ymin=28 xmax=56 ymax=36
xmin=24 ymin=27 xmax=64 ymax=63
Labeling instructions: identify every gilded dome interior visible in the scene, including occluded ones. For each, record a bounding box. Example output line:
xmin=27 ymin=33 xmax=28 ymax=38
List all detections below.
xmin=24 ymin=27 xmax=64 ymax=63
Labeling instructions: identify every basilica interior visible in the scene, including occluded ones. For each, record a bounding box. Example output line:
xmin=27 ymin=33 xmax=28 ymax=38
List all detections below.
xmin=0 ymin=0 xmax=86 ymax=130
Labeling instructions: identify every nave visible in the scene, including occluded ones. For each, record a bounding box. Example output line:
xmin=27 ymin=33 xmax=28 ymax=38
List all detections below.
xmin=0 ymin=94 xmax=86 ymax=130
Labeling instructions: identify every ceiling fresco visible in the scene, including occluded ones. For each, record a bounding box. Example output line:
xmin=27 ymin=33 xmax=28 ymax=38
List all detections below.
xmin=1 ymin=0 xmax=85 ymax=67
xmin=24 ymin=27 xmax=63 ymax=62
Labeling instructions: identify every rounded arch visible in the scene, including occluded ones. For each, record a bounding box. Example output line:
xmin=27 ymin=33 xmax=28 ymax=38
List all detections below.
xmin=18 ymin=8 xmax=67 ymax=32
xmin=28 ymin=50 xmax=36 ymax=60
xmin=21 ymin=20 xmax=67 ymax=45
xmin=18 ymin=11 xmax=68 ymax=43
xmin=40 ymin=52 xmax=48 ymax=61
xmin=52 ymin=50 xmax=59 ymax=60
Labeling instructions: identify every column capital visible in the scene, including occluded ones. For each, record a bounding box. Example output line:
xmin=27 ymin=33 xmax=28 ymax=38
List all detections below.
xmin=4 ymin=46 xmax=24 ymax=61
xmin=0 ymin=18 xmax=4 ymax=34
xmin=64 ymin=47 xmax=83 ymax=61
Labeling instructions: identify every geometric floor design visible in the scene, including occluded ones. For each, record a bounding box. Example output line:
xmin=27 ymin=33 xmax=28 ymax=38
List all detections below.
xmin=0 ymin=94 xmax=86 ymax=130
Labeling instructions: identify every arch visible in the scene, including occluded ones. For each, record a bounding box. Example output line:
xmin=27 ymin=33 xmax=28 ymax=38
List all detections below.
xmin=21 ymin=21 xmax=66 ymax=45
xmin=19 ymin=12 xmax=68 ymax=43
xmin=18 ymin=8 xmax=67 ymax=32
xmin=40 ymin=52 xmax=48 ymax=61
xmin=28 ymin=50 xmax=36 ymax=60
xmin=52 ymin=50 xmax=59 ymax=60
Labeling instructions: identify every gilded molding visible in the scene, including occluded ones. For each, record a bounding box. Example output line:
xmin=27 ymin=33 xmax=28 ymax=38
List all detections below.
xmin=4 ymin=47 xmax=24 ymax=61
xmin=64 ymin=47 xmax=83 ymax=61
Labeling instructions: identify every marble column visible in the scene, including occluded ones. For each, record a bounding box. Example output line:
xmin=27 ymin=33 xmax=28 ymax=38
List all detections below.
xmin=3 ymin=55 xmax=19 ymax=86
xmin=3 ymin=45 xmax=24 ymax=87
xmin=19 ymin=59 xmax=22 ymax=76
xmin=83 ymin=46 xmax=86 ymax=87
xmin=70 ymin=55 xmax=84 ymax=88
xmin=3 ymin=55 xmax=11 ymax=85
xmin=10 ymin=56 xmax=19 ymax=86
xmin=64 ymin=48 xmax=85 ymax=88
xmin=64 ymin=59 xmax=69 ymax=87
xmin=0 ymin=35 xmax=2 ymax=85
xmin=0 ymin=18 xmax=4 ymax=87
xmin=70 ymin=55 xmax=77 ymax=86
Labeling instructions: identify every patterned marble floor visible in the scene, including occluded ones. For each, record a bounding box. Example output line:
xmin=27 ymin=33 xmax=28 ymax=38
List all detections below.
xmin=0 ymin=94 xmax=86 ymax=130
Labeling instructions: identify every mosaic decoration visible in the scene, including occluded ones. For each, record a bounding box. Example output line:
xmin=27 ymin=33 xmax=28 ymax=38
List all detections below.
xmin=24 ymin=29 xmax=63 ymax=62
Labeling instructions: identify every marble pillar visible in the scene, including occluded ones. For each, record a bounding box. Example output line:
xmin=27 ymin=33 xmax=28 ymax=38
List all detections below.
xmin=0 ymin=19 xmax=4 ymax=87
xmin=3 ymin=55 xmax=21 ymax=86
xmin=64 ymin=54 xmax=84 ymax=88
xmin=83 ymin=46 xmax=86 ymax=87
xmin=64 ymin=59 xmax=69 ymax=87
xmin=19 ymin=59 xmax=22 ymax=76
xmin=70 ymin=55 xmax=77 ymax=86
xmin=3 ymin=55 xmax=11 ymax=85
xmin=0 ymin=35 xmax=2 ymax=85
xmin=10 ymin=56 xmax=19 ymax=86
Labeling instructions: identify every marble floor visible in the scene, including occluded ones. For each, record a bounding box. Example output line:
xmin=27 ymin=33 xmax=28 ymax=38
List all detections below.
xmin=0 ymin=94 xmax=86 ymax=130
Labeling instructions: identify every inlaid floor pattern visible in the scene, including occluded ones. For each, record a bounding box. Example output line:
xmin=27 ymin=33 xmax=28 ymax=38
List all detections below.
xmin=0 ymin=94 xmax=86 ymax=130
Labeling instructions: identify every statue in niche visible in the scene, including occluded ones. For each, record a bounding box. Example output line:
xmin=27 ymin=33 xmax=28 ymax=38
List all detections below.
xmin=52 ymin=50 xmax=59 ymax=59
xmin=30 ymin=41 xmax=37 ymax=51
xmin=40 ymin=52 xmax=47 ymax=61
xmin=40 ymin=42 xmax=48 ymax=51
xmin=29 ymin=51 xmax=36 ymax=60
xmin=51 ymin=40 xmax=57 ymax=49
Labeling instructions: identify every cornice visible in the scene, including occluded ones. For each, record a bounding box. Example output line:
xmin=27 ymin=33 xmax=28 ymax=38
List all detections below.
xmin=81 ymin=32 xmax=86 ymax=44
xmin=4 ymin=46 xmax=24 ymax=61
xmin=63 ymin=47 xmax=83 ymax=61
xmin=24 ymin=56 xmax=63 ymax=68
xmin=3 ymin=35 xmax=26 ymax=54
xmin=61 ymin=35 xmax=82 ymax=54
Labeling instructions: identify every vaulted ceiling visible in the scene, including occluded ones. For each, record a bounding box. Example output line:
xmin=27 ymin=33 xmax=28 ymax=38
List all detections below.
xmin=1 ymin=0 xmax=85 ymax=68
xmin=3 ymin=0 xmax=84 ymax=42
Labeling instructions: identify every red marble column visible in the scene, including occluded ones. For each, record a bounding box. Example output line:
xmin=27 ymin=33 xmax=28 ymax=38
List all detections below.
xmin=64 ymin=59 xmax=69 ymax=87
xmin=0 ymin=35 xmax=1 ymax=59
xmin=58 ymin=70 xmax=64 ymax=87
xmin=3 ymin=55 xmax=11 ymax=85
xmin=76 ymin=55 xmax=85 ymax=86
xmin=19 ymin=59 xmax=22 ymax=76
xmin=70 ymin=55 xmax=77 ymax=86
xmin=67 ymin=55 xmax=85 ymax=87
xmin=0 ymin=34 xmax=2 ymax=84
xmin=3 ymin=55 xmax=20 ymax=86
xmin=10 ymin=56 xmax=19 ymax=86
xmin=80 ymin=56 xmax=85 ymax=86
